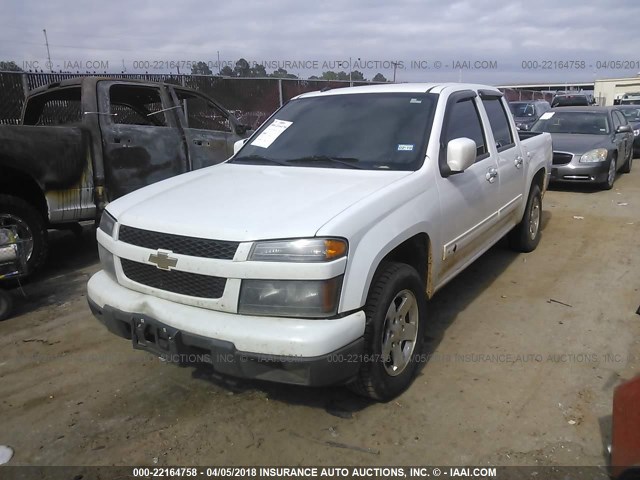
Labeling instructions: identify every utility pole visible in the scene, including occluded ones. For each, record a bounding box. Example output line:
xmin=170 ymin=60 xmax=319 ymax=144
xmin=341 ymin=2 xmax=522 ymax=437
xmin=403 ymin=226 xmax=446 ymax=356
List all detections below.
xmin=349 ymin=57 xmax=361 ymax=86
xmin=391 ymin=61 xmax=399 ymax=83
xmin=217 ymin=51 xmax=221 ymax=75
xmin=43 ymin=29 xmax=52 ymax=72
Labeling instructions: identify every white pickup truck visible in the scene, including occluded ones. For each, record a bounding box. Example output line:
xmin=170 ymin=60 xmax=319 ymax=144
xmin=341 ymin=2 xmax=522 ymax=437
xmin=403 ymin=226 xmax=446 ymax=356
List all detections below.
xmin=88 ymin=83 xmax=552 ymax=400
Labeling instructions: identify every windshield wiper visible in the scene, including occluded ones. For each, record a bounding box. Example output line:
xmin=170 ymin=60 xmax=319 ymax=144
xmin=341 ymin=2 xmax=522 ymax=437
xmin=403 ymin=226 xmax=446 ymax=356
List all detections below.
xmin=285 ymin=155 xmax=365 ymax=169
xmin=229 ymin=155 xmax=290 ymax=167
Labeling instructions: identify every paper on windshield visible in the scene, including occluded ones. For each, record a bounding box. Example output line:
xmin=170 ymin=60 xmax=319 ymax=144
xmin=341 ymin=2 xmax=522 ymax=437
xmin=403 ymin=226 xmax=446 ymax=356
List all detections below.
xmin=397 ymin=144 xmax=414 ymax=151
xmin=540 ymin=112 xmax=555 ymax=120
xmin=250 ymin=119 xmax=293 ymax=148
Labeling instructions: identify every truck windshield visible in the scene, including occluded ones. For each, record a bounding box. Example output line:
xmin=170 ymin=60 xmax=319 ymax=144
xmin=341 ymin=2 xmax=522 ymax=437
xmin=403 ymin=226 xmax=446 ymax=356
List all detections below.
xmin=230 ymin=92 xmax=437 ymax=171
xmin=509 ymin=102 xmax=536 ymax=117
xmin=531 ymin=111 xmax=610 ymax=135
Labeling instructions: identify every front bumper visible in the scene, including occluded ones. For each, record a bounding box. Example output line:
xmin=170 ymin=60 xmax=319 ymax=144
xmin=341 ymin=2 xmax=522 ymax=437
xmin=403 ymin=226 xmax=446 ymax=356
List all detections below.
xmin=87 ymin=271 xmax=366 ymax=386
xmin=550 ymin=160 xmax=610 ymax=183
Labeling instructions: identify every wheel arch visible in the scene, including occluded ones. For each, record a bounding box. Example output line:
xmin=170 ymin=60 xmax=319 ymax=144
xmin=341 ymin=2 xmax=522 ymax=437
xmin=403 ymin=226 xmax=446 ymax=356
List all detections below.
xmin=514 ymin=166 xmax=546 ymax=230
xmin=342 ymin=229 xmax=434 ymax=314
xmin=531 ymin=166 xmax=546 ymax=195
xmin=0 ymin=166 xmax=48 ymax=223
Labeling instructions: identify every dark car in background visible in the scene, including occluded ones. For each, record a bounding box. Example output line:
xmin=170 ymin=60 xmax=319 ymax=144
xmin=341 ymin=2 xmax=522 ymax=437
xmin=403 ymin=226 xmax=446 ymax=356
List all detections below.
xmin=530 ymin=107 xmax=633 ymax=189
xmin=618 ymin=105 xmax=640 ymax=156
xmin=551 ymin=94 xmax=592 ymax=108
xmin=508 ymin=100 xmax=551 ymax=131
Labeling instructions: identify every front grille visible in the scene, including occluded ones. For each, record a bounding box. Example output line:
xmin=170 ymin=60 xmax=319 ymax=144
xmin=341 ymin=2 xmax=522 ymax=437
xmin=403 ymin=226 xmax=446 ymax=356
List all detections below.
xmin=552 ymin=152 xmax=573 ymax=165
xmin=121 ymin=259 xmax=226 ymax=298
xmin=118 ymin=225 xmax=239 ymax=260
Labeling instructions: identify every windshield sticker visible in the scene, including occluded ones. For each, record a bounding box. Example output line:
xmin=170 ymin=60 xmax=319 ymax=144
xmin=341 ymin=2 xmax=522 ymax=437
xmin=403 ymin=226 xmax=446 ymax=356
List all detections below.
xmin=410 ymin=98 xmax=422 ymax=104
xmin=397 ymin=144 xmax=414 ymax=151
xmin=540 ymin=112 xmax=555 ymax=120
xmin=250 ymin=119 xmax=293 ymax=148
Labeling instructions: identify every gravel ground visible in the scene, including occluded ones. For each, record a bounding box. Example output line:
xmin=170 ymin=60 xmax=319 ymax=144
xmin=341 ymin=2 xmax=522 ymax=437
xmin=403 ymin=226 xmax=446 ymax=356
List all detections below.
xmin=0 ymin=168 xmax=638 ymax=468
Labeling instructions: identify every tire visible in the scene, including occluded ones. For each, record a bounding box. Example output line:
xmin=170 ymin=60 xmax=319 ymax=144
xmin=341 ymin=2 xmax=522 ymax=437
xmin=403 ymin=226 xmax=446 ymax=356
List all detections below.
xmin=509 ymin=184 xmax=542 ymax=253
xmin=0 ymin=290 xmax=13 ymax=321
xmin=348 ymin=262 xmax=427 ymax=401
xmin=602 ymin=155 xmax=617 ymax=190
xmin=621 ymin=147 xmax=633 ymax=174
xmin=0 ymin=194 xmax=48 ymax=275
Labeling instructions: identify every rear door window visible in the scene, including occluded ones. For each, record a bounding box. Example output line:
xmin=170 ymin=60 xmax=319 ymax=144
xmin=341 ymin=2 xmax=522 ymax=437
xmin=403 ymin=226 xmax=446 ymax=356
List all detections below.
xmin=175 ymin=90 xmax=232 ymax=132
xmin=109 ymin=85 xmax=167 ymax=126
xmin=482 ymin=98 xmax=515 ymax=151
xmin=23 ymin=87 xmax=82 ymax=126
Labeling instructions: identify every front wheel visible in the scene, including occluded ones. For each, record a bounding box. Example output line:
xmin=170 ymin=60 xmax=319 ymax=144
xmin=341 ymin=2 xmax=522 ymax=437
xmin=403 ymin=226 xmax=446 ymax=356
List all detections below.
xmin=602 ymin=155 xmax=617 ymax=190
xmin=348 ymin=262 xmax=427 ymax=401
xmin=509 ymin=184 xmax=542 ymax=253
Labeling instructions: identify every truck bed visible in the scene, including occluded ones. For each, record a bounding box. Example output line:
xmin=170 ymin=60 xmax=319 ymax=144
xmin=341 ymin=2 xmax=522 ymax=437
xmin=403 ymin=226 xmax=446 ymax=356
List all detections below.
xmin=0 ymin=125 xmax=90 ymax=189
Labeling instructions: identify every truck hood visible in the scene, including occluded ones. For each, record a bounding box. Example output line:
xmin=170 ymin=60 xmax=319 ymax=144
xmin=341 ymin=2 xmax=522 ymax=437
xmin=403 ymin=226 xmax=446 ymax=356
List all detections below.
xmin=107 ymin=163 xmax=413 ymax=241
xmin=549 ymin=133 xmax=612 ymax=155
xmin=514 ymin=116 xmax=537 ymax=124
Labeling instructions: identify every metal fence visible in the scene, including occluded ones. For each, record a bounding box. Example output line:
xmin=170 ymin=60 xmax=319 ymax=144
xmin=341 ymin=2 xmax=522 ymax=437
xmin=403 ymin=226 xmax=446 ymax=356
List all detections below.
xmin=0 ymin=71 xmax=555 ymax=126
xmin=501 ymin=89 xmax=554 ymax=103
xmin=0 ymin=72 xmax=380 ymax=127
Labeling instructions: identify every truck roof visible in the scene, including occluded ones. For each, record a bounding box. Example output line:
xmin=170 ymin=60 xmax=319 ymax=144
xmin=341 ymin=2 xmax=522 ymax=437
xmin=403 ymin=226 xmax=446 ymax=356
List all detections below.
xmin=28 ymin=76 xmax=191 ymax=97
xmin=295 ymin=83 xmax=503 ymax=99
xmin=548 ymin=106 xmax=619 ymax=114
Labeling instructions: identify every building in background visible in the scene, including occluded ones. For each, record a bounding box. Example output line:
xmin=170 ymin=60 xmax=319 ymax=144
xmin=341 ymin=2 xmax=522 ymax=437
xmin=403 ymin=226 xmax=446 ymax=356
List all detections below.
xmin=594 ymin=76 xmax=640 ymax=106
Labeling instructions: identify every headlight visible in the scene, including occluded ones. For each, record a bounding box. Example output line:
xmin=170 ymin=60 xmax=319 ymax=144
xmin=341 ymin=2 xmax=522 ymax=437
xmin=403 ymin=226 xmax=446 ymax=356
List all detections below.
xmin=99 ymin=210 xmax=117 ymax=237
xmin=249 ymin=238 xmax=347 ymax=262
xmin=238 ymin=277 xmax=342 ymax=318
xmin=634 ymin=129 xmax=639 ymax=137
xmin=579 ymin=148 xmax=608 ymax=163
xmin=98 ymin=244 xmax=117 ymax=280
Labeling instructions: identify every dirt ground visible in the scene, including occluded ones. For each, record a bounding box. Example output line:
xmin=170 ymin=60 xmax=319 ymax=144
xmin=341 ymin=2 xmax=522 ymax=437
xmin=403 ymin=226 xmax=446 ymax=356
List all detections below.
xmin=1 ymin=168 xmax=639 ymax=468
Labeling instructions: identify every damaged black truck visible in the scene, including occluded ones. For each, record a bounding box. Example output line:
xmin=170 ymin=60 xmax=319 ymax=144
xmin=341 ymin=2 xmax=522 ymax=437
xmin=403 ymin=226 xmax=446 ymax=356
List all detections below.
xmin=0 ymin=77 xmax=250 ymax=275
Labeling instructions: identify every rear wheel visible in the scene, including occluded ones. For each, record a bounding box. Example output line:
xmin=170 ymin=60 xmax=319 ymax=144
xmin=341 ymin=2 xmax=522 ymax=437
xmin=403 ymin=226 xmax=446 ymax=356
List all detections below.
xmin=509 ymin=184 xmax=542 ymax=253
xmin=621 ymin=147 xmax=633 ymax=174
xmin=0 ymin=195 xmax=48 ymax=275
xmin=348 ymin=262 xmax=427 ymax=401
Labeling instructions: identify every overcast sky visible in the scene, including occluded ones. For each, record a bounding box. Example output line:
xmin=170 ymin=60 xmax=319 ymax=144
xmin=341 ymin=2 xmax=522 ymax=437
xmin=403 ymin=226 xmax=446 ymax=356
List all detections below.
xmin=1 ymin=0 xmax=640 ymax=85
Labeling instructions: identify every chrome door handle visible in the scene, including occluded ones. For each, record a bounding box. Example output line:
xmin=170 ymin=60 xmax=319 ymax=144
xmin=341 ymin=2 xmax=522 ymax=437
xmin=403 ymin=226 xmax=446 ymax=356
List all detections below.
xmin=486 ymin=168 xmax=498 ymax=183
xmin=515 ymin=156 xmax=524 ymax=169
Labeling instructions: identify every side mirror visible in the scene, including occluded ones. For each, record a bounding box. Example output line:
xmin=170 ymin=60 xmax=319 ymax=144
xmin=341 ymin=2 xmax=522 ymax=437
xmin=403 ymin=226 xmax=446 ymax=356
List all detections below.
xmin=616 ymin=125 xmax=632 ymax=134
xmin=446 ymin=137 xmax=477 ymax=173
xmin=233 ymin=138 xmax=248 ymax=155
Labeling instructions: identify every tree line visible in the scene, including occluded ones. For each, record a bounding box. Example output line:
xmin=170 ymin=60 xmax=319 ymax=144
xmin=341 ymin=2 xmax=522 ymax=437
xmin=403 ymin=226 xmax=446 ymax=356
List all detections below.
xmin=192 ymin=58 xmax=388 ymax=82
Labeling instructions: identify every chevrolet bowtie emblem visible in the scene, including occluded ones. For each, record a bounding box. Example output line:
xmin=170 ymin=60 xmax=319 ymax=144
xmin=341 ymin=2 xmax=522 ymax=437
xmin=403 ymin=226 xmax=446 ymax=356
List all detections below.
xmin=148 ymin=249 xmax=178 ymax=270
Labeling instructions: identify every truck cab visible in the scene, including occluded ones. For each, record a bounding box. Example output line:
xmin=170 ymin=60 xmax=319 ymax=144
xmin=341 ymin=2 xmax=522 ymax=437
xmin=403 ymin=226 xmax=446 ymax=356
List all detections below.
xmin=88 ymin=83 xmax=552 ymax=400
xmin=0 ymin=77 xmax=249 ymax=274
